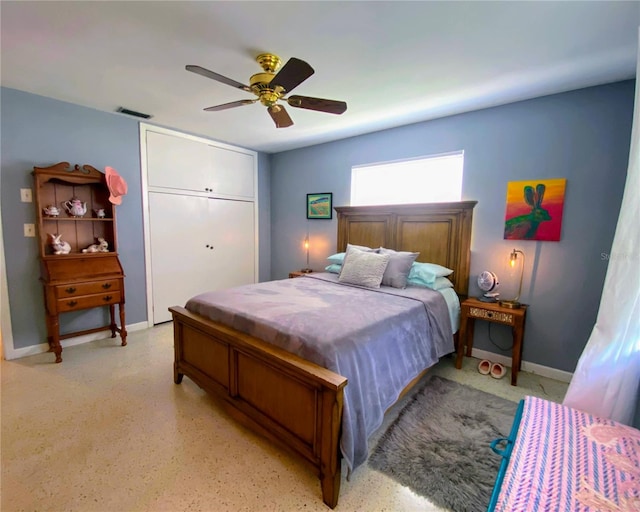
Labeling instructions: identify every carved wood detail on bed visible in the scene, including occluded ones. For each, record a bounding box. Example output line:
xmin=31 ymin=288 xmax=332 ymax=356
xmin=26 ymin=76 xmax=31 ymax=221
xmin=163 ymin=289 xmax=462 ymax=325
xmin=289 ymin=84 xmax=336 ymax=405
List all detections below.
xmin=170 ymin=201 xmax=476 ymax=508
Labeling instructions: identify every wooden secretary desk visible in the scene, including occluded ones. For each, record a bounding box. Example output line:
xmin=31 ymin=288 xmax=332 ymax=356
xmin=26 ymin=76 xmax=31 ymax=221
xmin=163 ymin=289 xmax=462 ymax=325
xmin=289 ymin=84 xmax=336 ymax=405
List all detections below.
xmin=34 ymin=162 xmax=127 ymax=363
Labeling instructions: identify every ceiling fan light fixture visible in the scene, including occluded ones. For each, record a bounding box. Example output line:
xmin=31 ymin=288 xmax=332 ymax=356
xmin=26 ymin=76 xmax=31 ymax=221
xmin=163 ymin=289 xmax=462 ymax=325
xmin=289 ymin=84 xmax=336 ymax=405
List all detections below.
xmin=256 ymin=53 xmax=282 ymax=73
xmin=259 ymin=91 xmax=280 ymax=107
xmin=186 ymin=52 xmax=347 ymax=128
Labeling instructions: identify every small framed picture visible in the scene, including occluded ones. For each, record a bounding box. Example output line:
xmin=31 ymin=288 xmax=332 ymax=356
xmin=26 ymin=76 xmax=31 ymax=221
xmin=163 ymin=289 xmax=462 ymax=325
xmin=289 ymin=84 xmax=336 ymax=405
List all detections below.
xmin=307 ymin=193 xmax=333 ymax=219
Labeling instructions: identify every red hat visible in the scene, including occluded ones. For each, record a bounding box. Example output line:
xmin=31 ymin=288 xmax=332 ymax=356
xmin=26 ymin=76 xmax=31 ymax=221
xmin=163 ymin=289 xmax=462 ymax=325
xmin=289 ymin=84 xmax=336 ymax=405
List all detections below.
xmin=105 ymin=167 xmax=128 ymax=205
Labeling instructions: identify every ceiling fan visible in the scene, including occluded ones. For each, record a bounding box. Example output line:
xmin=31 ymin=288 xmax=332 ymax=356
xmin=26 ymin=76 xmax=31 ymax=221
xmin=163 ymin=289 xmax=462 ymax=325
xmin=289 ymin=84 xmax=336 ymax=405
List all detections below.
xmin=186 ymin=53 xmax=347 ymax=128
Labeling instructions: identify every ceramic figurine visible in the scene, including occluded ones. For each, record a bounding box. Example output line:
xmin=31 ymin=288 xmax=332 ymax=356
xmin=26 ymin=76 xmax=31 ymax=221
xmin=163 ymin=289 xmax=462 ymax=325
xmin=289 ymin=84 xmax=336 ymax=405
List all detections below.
xmin=62 ymin=197 xmax=87 ymax=217
xmin=82 ymin=237 xmax=109 ymax=253
xmin=43 ymin=205 xmax=60 ymax=217
xmin=48 ymin=233 xmax=71 ymax=255
xmin=94 ymin=208 xmax=106 ymax=218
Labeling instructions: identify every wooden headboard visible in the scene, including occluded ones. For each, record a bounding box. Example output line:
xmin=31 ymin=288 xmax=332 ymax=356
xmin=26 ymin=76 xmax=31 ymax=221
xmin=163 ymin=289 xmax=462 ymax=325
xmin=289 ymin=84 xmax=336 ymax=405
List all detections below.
xmin=334 ymin=201 xmax=477 ymax=296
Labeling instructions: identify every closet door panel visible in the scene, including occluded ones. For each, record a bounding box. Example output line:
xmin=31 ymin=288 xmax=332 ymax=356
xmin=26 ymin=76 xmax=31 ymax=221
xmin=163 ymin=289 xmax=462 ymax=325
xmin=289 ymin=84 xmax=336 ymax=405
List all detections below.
xmin=146 ymin=131 xmax=212 ymax=193
xmin=149 ymin=192 xmax=216 ymax=324
xmin=209 ymin=146 xmax=255 ymax=198
xmin=208 ymin=199 xmax=256 ymax=288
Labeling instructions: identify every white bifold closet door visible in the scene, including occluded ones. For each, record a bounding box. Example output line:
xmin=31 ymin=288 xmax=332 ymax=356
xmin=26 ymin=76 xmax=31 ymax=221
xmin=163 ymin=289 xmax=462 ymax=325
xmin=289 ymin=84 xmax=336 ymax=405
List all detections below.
xmin=148 ymin=191 xmax=255 ymax=324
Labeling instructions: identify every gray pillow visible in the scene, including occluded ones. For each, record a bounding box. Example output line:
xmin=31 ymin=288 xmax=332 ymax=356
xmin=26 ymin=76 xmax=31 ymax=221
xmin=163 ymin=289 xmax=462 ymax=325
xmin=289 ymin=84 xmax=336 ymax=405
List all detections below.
xmin=338 ymin=248 xmax=390 ymax=288
xmin=379 ymin=247 xmax=419 ymax=288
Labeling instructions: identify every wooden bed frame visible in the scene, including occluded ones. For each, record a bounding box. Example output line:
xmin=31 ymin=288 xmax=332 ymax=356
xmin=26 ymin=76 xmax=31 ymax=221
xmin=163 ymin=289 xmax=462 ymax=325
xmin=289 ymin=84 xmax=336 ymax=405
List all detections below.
xmin=169 ymin=201 xmax=476 ymax=508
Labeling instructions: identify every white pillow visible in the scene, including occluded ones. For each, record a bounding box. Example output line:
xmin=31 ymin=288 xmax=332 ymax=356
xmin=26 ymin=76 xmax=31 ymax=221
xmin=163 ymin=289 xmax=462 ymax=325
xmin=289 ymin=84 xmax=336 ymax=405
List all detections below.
xmin=338 ymin=248 xmax=390 ymax=288
xmin=327 ymin=244 xmax=377 ymax=265
xmin=346 ymin=243 xmax=379 ymax=253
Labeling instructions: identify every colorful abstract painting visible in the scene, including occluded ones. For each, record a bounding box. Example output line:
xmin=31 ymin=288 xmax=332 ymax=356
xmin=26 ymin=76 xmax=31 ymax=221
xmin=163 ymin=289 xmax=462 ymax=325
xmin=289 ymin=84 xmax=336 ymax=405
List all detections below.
xmin=504 ymin=178 xmax=566 ymax=241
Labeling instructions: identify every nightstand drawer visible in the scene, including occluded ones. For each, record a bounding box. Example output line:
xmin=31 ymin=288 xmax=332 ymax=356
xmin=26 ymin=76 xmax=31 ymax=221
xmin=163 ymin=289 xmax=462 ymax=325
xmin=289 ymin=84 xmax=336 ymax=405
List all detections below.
xmin=468 ymin=307 xmax=514 ymax=325
xmin=55 ymin=279 xmax=120 ymax=298
xmin=57 ymin=291 xmax=122 ymax=312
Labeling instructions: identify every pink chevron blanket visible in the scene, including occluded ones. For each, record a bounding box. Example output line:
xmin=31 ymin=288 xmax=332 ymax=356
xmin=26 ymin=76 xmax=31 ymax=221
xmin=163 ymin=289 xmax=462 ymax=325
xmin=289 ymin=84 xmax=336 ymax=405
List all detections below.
xmin=494 ymin=396 xmax=640 ymax=512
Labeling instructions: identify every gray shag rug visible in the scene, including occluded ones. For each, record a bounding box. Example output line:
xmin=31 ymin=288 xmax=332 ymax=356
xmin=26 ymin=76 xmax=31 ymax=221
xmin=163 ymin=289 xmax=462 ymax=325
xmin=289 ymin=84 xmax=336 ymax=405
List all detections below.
xmin=369 ymin=375 xmax=518 ymax=512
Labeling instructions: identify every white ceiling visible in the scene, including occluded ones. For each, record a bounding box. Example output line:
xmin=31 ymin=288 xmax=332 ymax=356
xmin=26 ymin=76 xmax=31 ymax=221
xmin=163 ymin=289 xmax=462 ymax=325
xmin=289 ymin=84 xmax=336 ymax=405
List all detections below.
xmin=1 ymin=1 xmax=638 ymax=154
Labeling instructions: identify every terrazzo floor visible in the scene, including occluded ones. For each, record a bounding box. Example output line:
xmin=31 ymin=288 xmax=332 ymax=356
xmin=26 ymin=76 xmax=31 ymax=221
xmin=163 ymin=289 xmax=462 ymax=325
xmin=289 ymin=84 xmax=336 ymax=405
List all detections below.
xmin=1 ymin=323 xmax=568 ymax=512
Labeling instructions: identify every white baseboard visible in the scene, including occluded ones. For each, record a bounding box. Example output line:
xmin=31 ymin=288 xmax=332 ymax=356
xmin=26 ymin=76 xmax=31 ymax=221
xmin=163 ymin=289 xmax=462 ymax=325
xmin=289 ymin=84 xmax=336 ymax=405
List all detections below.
xmin=5 ymin=323 xmax=575 ymax=383
xmin=471 ymin=348 xmax=574 ymax=383
xmin=3 ymin=321 xmax=149 ymax=361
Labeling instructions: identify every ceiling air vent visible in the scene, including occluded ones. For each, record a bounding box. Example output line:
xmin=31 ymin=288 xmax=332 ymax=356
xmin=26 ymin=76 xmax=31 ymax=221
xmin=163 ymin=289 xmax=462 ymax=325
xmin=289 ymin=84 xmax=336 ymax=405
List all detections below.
xmin=116 ymin=107 xmax=152 ymax=119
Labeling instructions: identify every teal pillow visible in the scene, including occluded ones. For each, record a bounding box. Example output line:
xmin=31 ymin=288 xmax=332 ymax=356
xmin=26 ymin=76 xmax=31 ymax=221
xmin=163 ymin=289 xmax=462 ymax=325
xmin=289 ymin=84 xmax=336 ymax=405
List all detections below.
xmin=325 ymin=263 xmax=342 ymax=274
xmin=327 ymin=252 xmax=346 ymax=264
xmin=407 ymin=276 xmax=454 ymax=290
xmin=408 ymin=262 xmax=454 ymax=286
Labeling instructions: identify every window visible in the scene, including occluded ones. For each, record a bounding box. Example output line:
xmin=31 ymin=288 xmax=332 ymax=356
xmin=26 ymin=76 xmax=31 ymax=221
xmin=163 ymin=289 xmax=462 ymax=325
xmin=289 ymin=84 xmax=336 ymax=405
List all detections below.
xmin=351 ymin=152 xmax=464 ymax=206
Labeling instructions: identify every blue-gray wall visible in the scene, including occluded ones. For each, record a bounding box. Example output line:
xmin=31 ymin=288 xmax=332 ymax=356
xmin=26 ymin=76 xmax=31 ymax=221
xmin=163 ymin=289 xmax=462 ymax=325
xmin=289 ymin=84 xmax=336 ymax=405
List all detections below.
xmin=1 ymin=82 xmax=634 ymax=373
xmin=1 ymin=87 xmax=271 ymax=350
xmin=270 ymin=81 xmax=635 ymax=374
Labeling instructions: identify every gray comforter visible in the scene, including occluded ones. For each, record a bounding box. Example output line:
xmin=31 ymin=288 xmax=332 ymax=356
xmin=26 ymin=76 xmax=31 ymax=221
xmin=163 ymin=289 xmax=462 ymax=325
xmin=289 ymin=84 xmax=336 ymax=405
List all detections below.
xmin=185 ymin=272 xmax=454 ymax=473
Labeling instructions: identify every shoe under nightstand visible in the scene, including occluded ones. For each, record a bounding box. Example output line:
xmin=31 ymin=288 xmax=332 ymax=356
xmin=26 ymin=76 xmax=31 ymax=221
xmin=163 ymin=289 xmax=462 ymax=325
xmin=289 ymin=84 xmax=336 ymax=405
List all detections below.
xmin=455 ymin=297 xmax=528 ymax=386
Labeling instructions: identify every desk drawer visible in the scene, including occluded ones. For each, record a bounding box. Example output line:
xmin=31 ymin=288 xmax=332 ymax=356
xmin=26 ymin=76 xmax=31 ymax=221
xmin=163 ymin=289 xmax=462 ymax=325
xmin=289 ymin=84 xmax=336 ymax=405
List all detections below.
xmin=55 ymin=279 xmax=120 ymax=298
xmin=57 ymin=291 xmax=122 ymax=312
xmin=468 ymin=307 xmax=514 ymax=325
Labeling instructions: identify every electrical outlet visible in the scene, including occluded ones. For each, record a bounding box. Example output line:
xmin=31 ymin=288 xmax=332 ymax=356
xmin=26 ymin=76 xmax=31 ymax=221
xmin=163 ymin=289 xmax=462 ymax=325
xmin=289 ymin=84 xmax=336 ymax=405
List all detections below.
xmin=20 ymin=188 xmax=33 ymax=202
xmin=24 ymin=224 xmax=36 ymax=237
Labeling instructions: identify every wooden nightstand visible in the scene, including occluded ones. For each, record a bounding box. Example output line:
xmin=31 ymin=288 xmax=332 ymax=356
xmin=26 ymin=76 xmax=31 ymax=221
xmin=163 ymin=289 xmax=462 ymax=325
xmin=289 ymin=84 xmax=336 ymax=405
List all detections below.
xmin=288 ymin=271 xmax=313 ymax=278
xmin=455 ymin=298 xmax=528 ymax=386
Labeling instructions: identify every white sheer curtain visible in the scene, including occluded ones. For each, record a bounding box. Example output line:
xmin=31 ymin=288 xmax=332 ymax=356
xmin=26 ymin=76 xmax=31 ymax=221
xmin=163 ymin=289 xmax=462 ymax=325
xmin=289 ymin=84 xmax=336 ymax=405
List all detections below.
xmin=563 ymin=31 xmax=640 ymax=426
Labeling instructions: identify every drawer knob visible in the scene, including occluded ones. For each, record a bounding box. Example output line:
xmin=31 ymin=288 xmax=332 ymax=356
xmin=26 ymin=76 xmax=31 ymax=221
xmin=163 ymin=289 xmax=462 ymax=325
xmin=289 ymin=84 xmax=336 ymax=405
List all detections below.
xmin=102 ymin=283 xmax=112 ymax=289
xmin=102 ymin=295 xmax=113 ymax=302
xmin=67 ymin=300 xmax=78 ymax=307
xmin=65 ymin=287 xmax=76 ymax=294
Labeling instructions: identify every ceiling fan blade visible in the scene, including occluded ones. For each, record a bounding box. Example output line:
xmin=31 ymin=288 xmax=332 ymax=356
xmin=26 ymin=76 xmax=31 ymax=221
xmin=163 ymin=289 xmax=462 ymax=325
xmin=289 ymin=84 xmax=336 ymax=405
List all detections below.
xmin=269 ymin=58 xmax=314 ymax=93
xmin=268 ymin=105 xmax=294 ymax=128
xmin=186 ymin=65 xmax=252 ymax=92
xmin=286 ymin=95 xmax=347 ymax=115
xmin=204 ymin=99 xmax=257 ymax=112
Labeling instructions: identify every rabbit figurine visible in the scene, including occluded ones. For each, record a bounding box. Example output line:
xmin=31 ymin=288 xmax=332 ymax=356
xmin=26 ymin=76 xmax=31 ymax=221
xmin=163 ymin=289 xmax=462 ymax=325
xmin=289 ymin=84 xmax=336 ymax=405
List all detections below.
xmin=48 ymin=233 xmax=71 ymax=255
xmin=82 ymin=237 xmax=109 ymax=253
xmin=504 ymin=183 xmax=551 ymax=239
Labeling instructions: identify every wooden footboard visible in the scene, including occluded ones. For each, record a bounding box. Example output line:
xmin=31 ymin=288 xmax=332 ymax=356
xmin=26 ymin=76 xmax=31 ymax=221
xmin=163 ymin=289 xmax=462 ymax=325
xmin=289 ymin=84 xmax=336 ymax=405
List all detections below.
xmin=169 ymin=306 xmax=348 ymax=509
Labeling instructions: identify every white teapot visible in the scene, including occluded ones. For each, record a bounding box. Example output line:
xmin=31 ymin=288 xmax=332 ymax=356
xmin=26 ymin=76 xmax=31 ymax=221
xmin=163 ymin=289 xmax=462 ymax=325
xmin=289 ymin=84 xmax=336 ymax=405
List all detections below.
xmin=63 ymin=197 xmax=87 ymax=217
xmin=43 ymin=205 xmax=60 ymax=217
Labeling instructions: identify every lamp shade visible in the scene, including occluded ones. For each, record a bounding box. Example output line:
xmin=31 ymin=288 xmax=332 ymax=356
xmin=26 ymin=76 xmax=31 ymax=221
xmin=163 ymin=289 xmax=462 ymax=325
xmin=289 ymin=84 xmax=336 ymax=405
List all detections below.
xmin=301 ymin=235 xmax=312 ymax=273
xmin=499 ymin=248 xmax=525 ymax=309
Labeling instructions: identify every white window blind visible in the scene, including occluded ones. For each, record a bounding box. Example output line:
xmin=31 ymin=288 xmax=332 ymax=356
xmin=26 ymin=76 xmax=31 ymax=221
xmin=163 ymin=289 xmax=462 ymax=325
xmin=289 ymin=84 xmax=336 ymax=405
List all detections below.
xmin=351 ymin=152 xmax=464 ymax=206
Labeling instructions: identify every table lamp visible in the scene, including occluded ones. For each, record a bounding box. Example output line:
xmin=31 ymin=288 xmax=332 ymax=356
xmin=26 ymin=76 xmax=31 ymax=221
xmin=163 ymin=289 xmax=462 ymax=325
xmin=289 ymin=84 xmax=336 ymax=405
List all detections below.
xmin=301 ymin=235 xmax=312 ymax=273
xmin=499 ymin=248 xmax=525 ymax=309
